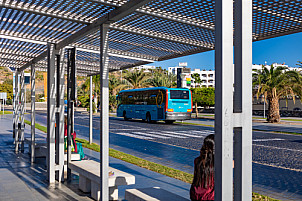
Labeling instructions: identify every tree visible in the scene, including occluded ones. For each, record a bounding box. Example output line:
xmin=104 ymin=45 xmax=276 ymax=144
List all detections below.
xmin=191 ymin=73 xmax=201 ymax=88
xmin=147 ymin=68 xmax=176 ymax=88
xmin=191 ymin=87 xmax=215 ymax=118
xmin=253 ymin=65 xmax=302 ymax=123
xmin=118 ymin=70 xmax=149 ymax=89
xmin=0 ymin=79 xmax=13 ymax=104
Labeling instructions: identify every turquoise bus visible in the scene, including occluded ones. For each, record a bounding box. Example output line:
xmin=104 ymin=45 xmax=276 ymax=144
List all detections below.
xmin=116 ymin=87 xmax=192 ymax=123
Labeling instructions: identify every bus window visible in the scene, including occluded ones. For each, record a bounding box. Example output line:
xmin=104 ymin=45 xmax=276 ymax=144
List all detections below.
xmin=170 ymin=90 xmax=189 ymax=99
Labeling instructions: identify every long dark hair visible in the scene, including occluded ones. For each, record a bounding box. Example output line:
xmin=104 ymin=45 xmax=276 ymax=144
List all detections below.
xmin=192 ymin=134 xmax=215 ymax=188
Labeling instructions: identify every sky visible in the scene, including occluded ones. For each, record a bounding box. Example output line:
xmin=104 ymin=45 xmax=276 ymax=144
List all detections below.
xmin=149 ymin=32 xmax=302 ymax=70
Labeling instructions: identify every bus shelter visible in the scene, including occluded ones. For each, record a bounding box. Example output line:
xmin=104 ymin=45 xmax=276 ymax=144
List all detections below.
xmin=0 ymin=0 xmax=301 ymax=200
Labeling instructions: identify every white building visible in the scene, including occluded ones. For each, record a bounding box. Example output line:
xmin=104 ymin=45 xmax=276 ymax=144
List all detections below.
xmin=133 ymin=65 xmax=156 ymax=72
xmin=168 ymin=63 xmax=215 ymax=88
xmin=168 ymin=62 xmax=298 ymax=89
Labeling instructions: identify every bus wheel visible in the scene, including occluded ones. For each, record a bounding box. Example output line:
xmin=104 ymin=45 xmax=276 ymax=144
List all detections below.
xmin=146 ymin=113 xmax=151 ymax=123
xmin=165 ymin=120 xmax=175 ymax=124
xmin=123 ymin=111 xmax=128 ymax=121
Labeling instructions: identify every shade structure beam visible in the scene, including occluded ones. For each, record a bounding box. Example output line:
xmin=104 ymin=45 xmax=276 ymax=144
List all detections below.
xmin=18 ymin=0 xmax=154 ymax=72
xmin=56 ymin=49 xmax=66 ymax=182
xmin=30 ymin=63 xmax=35 ymax=163
xmin=214 ymin=0 xmax=234 ymax=200
xmin=0 ymin=1 xmax=91 ymax=24
xmin=20 ymin=70 xmax=25 ymax=153
xmin=100 ymin=22 xmax=110 ymax=201
xmin=233 ymin=0 xmax=253 ymax=200
xmin=47 ymin=43 xmax=56 ymax=184
xmin=14 ymin=71 xmax=19 ymax=153
xmin=66 ymin=47 xmax=76 ymax=182
xmin=89 ymin=75 xmax=93 ymax=144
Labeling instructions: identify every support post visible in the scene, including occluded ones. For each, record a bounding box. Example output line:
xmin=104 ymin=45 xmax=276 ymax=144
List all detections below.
xmin=13 ymin=72 xmax=15 ymax=137
xmin=55 ymin=49 xmax=66 ymax=182
xmin=31 ymin=64 xmax=36 ymax=163
xmin=67 ymin=48 xmax=76 ymax=182
xmin=214 ymin=0 xmax=234 ymax=200
xmin=89 ymin=75 xmax=93 ymax=144
xmin=100 ymin=23 xmax=110 ymax=201
xmin=14 ymin=72 xmax=19 ymax=153
xmin=20 ymin=71 xmax=25 ymax=153
xmin=47 ymin=43 xmax=56 ymax=184
xmin=234 ymin=0 xmax=252 ymax=200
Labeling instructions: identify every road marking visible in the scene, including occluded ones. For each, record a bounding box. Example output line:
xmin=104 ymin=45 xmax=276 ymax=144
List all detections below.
xmin=170 ymin=131 xmax=207 ymax=138
xmin=133 ymin=132 xmax=170 ymax=139
xmin=253 ymin=144 xmax=302 ymax=152
xmin=188 ymin=130 xmax=214 ymax=134
xmin=110 ymin=128 xmax=146 ymax=131
xmin=148 ymin=132 xmax=187 ymax=138
xmin=115 ymin=133 xmax=153 ymax=140
xmin=253 ymin=138 xmax=285 ymax=142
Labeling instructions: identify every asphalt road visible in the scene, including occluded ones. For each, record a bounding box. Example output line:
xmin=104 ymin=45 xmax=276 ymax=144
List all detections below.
xmin=25 ymin=110 xmax=302 ymax=200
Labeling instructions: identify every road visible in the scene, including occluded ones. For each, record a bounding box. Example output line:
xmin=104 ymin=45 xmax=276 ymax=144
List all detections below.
xmin=26 ymin=110 xmax=302 ymax=200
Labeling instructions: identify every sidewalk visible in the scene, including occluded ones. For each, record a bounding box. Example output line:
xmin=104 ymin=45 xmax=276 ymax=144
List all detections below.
xmin=0 ymin=114 xmax=190 ymax=200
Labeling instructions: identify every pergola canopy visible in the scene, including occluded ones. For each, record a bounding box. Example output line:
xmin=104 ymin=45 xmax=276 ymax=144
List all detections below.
xmin=0 ymin=0 xmax=301 ymax=75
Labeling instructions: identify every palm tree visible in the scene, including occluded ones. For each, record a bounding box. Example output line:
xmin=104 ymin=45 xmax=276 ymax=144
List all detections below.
xmin=253 ymin=65 xmax=302 ymax=123
xmin=147 ymin=70 xmax=176 ymax=88
xmin=118 ymin=70 xmax=150 ymax=89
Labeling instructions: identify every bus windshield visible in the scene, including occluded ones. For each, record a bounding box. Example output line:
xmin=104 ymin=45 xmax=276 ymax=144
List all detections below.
xmin=170 ymin=90 xmax=189 ymax=99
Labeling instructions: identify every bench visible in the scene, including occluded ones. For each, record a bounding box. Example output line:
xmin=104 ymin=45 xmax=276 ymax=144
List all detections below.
xmin=69 ymin=160 xmax=135 ymax=201
xmin=125 ymin=187 xmax=190 ymax=201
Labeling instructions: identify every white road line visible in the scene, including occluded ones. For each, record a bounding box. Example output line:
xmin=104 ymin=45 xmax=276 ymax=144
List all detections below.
xmin=189 ymin=130 xmax=214 ymax=134
xmin=253 ymin=144 xmax=302 ymax=152
xmin=253 ymin=138 xmax=285 ymax=142
xmin=148 ymin=131 xmax=187 ymax=139
xmin=162 ymin=131 xmax=205 ymax=138
xmin=115 ymin=133 xmax=153 ymax=140
xmin=133 ymin=132 xmax=171 ymax=139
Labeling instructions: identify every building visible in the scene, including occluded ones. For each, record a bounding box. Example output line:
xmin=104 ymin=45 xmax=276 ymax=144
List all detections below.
xmin=133 ymin=65 xmax=156 ymax=72
xmin=169 ymin=62 xmax=299 ymax=89
xmin=168 ymin=63 xmax=215 ymax=88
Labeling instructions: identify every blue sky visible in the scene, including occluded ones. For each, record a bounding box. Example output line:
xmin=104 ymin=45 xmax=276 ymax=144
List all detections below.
xmin=149 ymin=32 xmax=302 ymax=70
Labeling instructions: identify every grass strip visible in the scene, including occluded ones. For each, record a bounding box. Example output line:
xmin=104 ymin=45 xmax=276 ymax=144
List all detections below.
xmin=24 ymin=120 xmax=47 ymax=133
xmin=75 ymin=138 xmax=193 ymax=183
xmin=253 ymin=129 xmax=302 ymax=136
xmin=0 ymin=111 xmax=13 ymax=115
xmin=25 ymin=119 xmax=278 ymax=201
xmin=175 ymin=121 xmax=214 ymax=127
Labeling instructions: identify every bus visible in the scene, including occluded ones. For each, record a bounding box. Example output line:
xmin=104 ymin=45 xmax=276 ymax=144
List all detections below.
xmin=117 ymin=87 xmax=192 ymax=123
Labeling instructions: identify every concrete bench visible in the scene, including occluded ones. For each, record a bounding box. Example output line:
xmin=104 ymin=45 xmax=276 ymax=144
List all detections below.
xmin=125 ymin=187 xmax=190 ymax=201
xmin=69 ymin=160 xmax=135 ymax=201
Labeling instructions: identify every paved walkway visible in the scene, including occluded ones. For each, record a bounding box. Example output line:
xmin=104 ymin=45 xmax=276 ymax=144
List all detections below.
xmin=0 ymin=114 xmax=190 ymax=200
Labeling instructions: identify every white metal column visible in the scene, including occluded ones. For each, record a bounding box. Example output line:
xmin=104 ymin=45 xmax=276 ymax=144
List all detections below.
xmin=214 ymin=0 xmax=234 ymax=200
xmin=47 ymin=43 xmax=56 ymax=184
xmin=20 ymin=70 xmax=25 ymax=153
xmin=100 ymin=23 xmax=110 ymax=201
xmin=89 ymin=75 xmax=93 ymax=144
xmin=56 ymin=49 xmax=66 ymax=182
xmin=234 ymin=0 xmax=252 ymax=200
xmin=14 ymin=72 xmax=19 ymax=153
xmin=31 ymin=64 xmax=36 ymax=163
